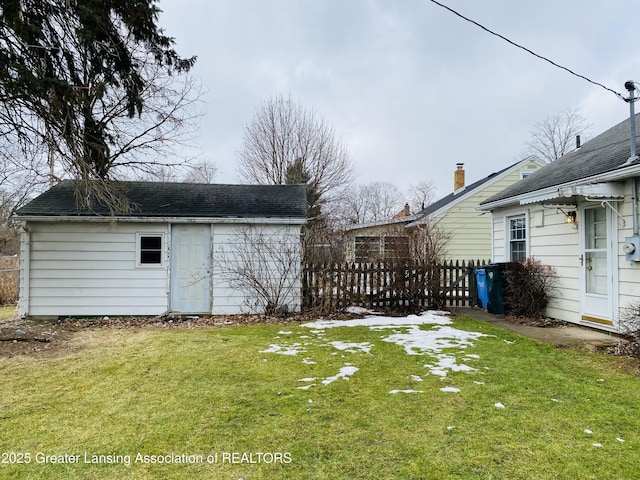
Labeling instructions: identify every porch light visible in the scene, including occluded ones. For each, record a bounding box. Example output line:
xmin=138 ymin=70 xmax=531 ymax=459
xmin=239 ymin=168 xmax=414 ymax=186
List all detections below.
xmin=555 ymin=207 xmax=577 ymax=224
xmin=565 ymin=211 xmax=577 ymax=224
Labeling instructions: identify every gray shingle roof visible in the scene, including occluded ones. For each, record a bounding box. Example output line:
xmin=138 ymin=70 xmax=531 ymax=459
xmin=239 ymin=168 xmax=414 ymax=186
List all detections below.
xmin=480 ymin=113 xmax=640 ymax=206
xmin=15 ymin=180 xmax=308 ymax=219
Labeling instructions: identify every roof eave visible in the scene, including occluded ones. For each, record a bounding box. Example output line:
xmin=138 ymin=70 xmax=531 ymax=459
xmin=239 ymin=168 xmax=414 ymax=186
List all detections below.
xmin=15 ymin=214 xmax=307 ymax=225
xmin=478 ymin=162 xmax=640 ymax=211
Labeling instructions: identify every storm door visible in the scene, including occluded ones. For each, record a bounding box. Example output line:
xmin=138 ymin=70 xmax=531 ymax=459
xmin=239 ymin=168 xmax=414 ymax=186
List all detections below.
xmin=170 ymin=224 xmax=212 ymax=313
xmin=580 ymin=205 xmax=614 ymax=326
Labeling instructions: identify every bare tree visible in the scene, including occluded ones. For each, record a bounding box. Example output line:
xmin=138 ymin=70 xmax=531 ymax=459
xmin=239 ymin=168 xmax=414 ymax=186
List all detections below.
xmin=526 ymin=108 xmax=591 ymax=162
xmin=407 ymin=180 xmax=437 ymax=214
xmin=182 ymin=160 xmax=218 ymax=184
xmin=408 ymin=216 xmax=451 ymax=264
xmin=339 ymin=182 xmax=404 ymax=225
xmin=216 ymin=226 xmax=302 ymax=315
xmin=237 ymin=94 xmax=354 ymax=214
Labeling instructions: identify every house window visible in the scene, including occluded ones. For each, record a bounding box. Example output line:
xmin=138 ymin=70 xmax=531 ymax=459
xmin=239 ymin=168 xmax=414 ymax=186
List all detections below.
xmin=137 ymin=234 xmax=164 ymax=266
xmin=354 ymin=235 xmax=410 ymax=263
xmin=355 ymin=236 xmax=381 ymax=263
xmin=383 ymin=236 xmax=410 ymax=261
xmin=508 ymin=216 xmax=527 ymax=262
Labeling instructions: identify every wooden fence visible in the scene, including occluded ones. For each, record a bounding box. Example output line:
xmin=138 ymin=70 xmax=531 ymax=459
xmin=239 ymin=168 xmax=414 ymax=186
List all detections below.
xmin=302 ymin=259 xmax=488 ymax=312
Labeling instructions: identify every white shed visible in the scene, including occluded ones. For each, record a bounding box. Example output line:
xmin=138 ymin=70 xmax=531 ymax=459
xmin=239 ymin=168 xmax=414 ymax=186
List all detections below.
xmin=14 ymin=180 xmax=307 ymax=318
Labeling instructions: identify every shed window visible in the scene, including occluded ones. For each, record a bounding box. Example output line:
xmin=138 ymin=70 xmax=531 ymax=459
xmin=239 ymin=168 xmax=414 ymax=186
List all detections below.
xmin=138 ymin=234 xmax=163 ymax=266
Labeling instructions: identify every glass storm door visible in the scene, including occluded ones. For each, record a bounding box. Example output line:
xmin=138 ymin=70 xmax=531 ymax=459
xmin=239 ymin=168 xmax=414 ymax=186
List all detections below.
xmin=580 ymin=206 xmax=612 ymax=325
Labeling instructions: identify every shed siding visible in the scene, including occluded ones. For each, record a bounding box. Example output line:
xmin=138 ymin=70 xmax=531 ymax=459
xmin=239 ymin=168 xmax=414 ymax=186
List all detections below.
xmin=212 ymin=223 xmax=303 ymax=314
xmin=24 ymin=222 xmax=168 ymax=316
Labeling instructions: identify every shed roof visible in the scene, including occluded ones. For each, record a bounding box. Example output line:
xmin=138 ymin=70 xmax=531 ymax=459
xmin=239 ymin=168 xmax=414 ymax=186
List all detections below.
xmin=480 ymin=113 xmax=640 ymax=206
xmin=16 ymin=180 xmax=308 ymax=220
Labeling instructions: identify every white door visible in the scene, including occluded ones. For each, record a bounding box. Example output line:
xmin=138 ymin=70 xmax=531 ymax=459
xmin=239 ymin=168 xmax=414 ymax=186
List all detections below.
xmin=170 ymin=224 xmax=212 ymax=313
xmin=579 ymin=205 xmax=615 ymax=326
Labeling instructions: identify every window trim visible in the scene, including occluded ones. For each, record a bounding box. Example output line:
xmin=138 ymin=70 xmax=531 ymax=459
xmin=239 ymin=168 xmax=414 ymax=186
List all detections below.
xmin=506 ymin=214 xmax=528 ymax=263
xmin=136 ymin=233 xmax=165 ymax=268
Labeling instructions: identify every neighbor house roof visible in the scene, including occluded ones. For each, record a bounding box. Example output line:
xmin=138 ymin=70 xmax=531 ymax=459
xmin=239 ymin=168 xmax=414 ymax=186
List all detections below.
xmin=479 ymin=113 xmax=640 ymax=208
xmin=407 ymin=156 xmax=542 ymax=226
xmin=15 ymin=180 xmax=308 ymax=220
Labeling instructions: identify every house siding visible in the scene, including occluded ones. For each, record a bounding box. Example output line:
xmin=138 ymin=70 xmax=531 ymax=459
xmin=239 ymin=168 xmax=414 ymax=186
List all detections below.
xmin=23 ymin=222 xmax=169 ymax=317
xmin=530 ymin=208 xmax=581 ymax=324
xmin=488 ymin=179 xmax=640 ymax=332
xmin=617 ymin=186 xmax=640 ymax=315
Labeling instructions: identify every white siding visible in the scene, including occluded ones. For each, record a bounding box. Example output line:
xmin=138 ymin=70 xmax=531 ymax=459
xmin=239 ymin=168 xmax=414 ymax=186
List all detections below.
xmin=490 ymin=178 xmax=640 ymax=332
xmin=24 ymin=222 xmax=168 ymax=317
xmin=617 ymin=185 xmax=640 ymax=316
xmin=530 ymin=208 xmax=580 ymax=324
xmin=212 ymin=223 xmax=303 ymax=314
xmin=21 ymin=219 xmax=304 ymax=318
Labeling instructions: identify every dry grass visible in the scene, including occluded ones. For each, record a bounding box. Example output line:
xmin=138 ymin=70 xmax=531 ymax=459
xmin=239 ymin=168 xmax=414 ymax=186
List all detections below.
xmin=0 ymin=256 xmax=18 ymax=305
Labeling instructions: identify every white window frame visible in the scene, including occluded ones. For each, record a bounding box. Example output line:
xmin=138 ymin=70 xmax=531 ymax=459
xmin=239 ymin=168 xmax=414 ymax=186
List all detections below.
xmin=136 ymin=233 xmax=165 ymax=268
xmin=506 ymin=214 xmax=528 ymax=262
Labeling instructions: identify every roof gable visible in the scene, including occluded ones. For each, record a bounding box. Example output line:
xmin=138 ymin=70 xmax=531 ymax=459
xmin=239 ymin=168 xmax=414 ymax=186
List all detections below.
xmin=481 ymin=113 xmax=640 ymax=206
xmin=15 ymin=180 xmax=308 ymax=220
xmin=409 ymin=156 xmax=543 ymax=223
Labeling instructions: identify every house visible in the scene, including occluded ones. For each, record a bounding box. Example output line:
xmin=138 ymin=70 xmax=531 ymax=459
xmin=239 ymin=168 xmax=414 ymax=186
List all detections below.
xmin=344 ymin=157 xmax=545 ymax=263
xmin=478 ymin=113 xmax=640 ymax=333
xmin=14 ymin=180 xmax=307 ymax=318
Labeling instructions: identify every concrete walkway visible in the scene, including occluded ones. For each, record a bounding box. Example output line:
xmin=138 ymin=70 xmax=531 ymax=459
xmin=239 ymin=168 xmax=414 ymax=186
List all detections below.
xmin=451 ymin=307 xmax=620 ymax=347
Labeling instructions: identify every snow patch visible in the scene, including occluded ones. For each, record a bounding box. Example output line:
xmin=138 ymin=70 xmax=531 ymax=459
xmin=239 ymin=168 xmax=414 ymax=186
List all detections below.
xmin=494 ymin=402 xmax=505 ymax=409
xmin=425 ymin=354 xmax=475 ymax=377
xmin=390 ymin=389 xmax=423 ymax=394
xmin=383 ymin=325 xmax=487 ymax=356
xmin=302 ymin=312 xmax=453 ymax=330
xmin=440 ymin=386 xmax=461 ymax=393
xmin=260 ymin=343 xmax=304 ymax=356
xmin=327 ymin=341 xmax=373 ymax=354
xmin=322 ymin=366 xmax=359 ymax=385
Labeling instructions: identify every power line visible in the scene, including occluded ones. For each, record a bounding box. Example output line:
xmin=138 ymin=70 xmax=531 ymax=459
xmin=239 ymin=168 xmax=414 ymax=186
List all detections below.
xmin=429 ymin=0 xmax=626 ymax=101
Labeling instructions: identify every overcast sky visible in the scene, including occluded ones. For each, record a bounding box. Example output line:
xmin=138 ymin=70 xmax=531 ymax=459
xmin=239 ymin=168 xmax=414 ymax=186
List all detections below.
xmin=157 ymin=0 xmax=640 ymax=201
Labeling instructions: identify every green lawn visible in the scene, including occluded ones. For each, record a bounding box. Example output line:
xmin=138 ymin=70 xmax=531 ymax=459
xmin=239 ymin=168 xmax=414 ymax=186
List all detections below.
xmin=1 ymin=313 xmax=638 ymax=479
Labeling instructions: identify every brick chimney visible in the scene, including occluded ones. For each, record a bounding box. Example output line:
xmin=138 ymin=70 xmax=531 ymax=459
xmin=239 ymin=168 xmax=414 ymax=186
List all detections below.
xmin=393 ymin=203 xmax=411 ymax=219
xmin=454 ymin=163 xmax=465 ymax=192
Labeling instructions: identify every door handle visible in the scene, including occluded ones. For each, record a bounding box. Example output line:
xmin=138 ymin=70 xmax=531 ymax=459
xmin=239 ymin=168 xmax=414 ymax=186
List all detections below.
xmin=579 ymin=254 xmax=584 ymax=266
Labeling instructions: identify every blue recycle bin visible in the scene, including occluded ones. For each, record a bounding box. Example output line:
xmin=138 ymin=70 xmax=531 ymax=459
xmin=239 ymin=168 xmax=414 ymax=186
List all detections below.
xmin=474 ymin=268 xmax=489 ymax=309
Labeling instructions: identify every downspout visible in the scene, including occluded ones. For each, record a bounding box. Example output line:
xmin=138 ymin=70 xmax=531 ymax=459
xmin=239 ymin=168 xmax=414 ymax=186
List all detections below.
xmin=624 ymin=80 xmax=639 ymax=235
xmin=20 ymin=222 xmax=31 ymax=317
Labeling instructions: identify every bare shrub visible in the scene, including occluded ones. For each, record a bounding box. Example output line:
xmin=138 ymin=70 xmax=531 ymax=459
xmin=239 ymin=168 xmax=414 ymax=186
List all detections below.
xmin=217 ymin=227 xmax=302 ymax=315
xmin=617 ymin=301 xmax=640 ymax=358
xmin=504 ymin=258 xmax=558 ymax=318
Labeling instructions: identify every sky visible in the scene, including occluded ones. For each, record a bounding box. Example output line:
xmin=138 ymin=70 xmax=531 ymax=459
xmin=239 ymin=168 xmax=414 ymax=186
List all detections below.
xmin=157 ymin=0 xmax=640 ymax=203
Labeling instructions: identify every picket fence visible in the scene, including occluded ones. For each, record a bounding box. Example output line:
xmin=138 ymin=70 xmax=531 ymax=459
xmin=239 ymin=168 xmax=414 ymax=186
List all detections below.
xmin=302 ymin=259 xmax=488 ymax=312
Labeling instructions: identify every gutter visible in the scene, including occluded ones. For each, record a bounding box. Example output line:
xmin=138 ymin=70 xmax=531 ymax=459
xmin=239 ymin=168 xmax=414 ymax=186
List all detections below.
xmin=478 ymin=162 xmax=640 ymax=211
